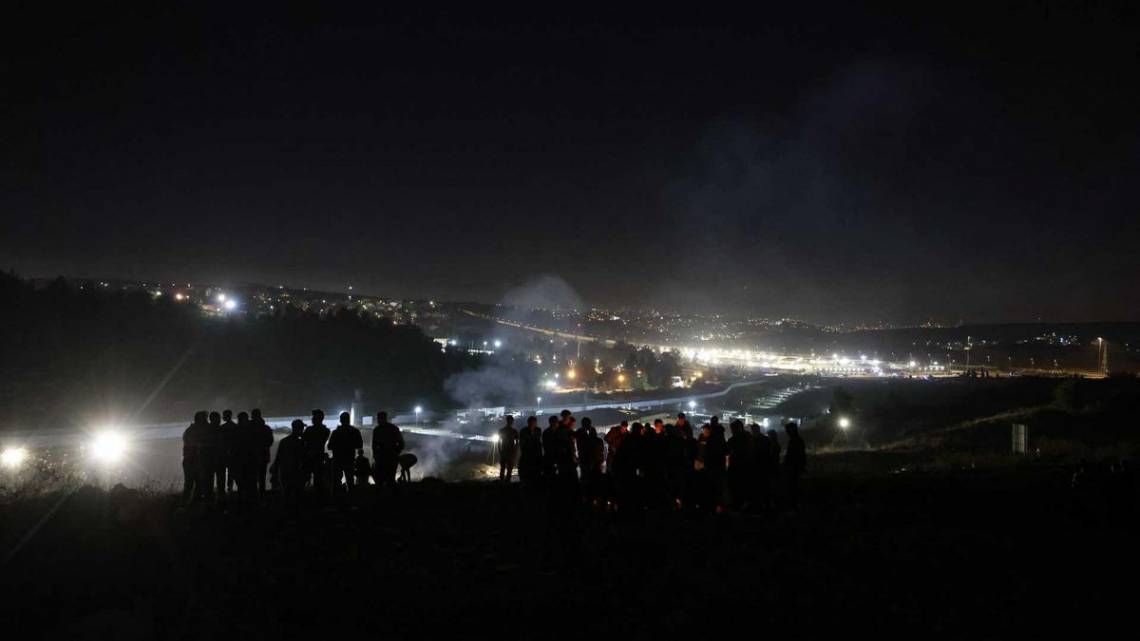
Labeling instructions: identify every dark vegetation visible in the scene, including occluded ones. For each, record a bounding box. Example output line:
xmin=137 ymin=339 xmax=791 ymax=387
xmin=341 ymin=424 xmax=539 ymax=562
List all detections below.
xmin=0 ymin=272 xmax=481 ymax=430
xmin=756 ymin=376 xmax=1140 ymax=466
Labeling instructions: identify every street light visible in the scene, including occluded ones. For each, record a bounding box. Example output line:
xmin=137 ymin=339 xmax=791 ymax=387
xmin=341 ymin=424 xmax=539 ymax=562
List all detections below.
xmin=414 ymin=406 xmax=422 ymax=425
xmin=536 ymin=397 xmax=542 ymax=414
xmin=688 ymin=400 xmax=697 ymax=410
xmin=838 ymin=416 xmax=851 ymax=430
xmin=90 ymin=430 xmax=129 ymax=465
xmin=1 ymin=447 xmax=28 ymax=470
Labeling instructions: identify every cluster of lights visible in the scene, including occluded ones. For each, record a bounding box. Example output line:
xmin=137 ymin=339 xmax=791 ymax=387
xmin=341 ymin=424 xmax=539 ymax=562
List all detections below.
xmin=215 ymin=293 xmax=238 ymax=312
xmin=4 ymin=429 xmax=135 ymax=471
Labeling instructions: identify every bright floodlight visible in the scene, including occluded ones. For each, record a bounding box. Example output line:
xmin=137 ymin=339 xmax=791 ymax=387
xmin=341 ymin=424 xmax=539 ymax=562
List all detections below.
xmin=414 ymin=406 xmax=422 ymax=414
xmin=909 ymin=360 xmax=917 ymax=368
xmin=493 ymin=339 xmax=502 ymax=348
xmin=491 ymin=433 xmax=501 ymax=443
xmin=838 ymin=417 xmax=851 ymax=430
xmin=90 ymin=431 xmax=129 ymax=464
xmin=223 ymin=299 xmax=237 ymax=311
xmin=688 ymin=400 xmax=697 ymax=409
xmin=1 ymin=447 xmax=28 ymax=469
xmin=216 ymin=293 xmax=226 ymax=303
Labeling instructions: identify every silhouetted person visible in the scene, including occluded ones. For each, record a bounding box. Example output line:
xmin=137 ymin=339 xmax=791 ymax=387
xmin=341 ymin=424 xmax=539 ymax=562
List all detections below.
xmin=580 ymin=423 xmax=605 ymax=503
xmin=372 ymin=411 xmax=405 ymax=489
xmin=353 ymin=449 xmax=371 ymax=487
xmin=517 ymin=415 xmax=543 ymax=485
xmin=605 ymin=420 xmax=627 ymax=474
xmin=675 ymin=412 xmax=690 ymax=433
xmin=664 ymin=421 xmax=688 ymax=508
xmin=182 ymin=411 xmax=209 ymax=503
xmin=751 ymin=424 xmax=773 ymax=512
xmin=397 ymin=453 xmax=418 ymax=482
xmin=497 ymin=415 xmax=519 ymax=483
xmin=329 ymin=411 xmax=364 ymax=494
xmin=233 ymin=411 xmax=257 ymax=501
xmin=251 ymin=408 xmax=274 ymax=496
xmin=204 ymin=411 xmax=226 ymax=499
xmin=574 ymin=417 xmax=592 ymax=476
xmin=271 ymin=420 xmax=306 ymax=504
xmin=616 ymin=422 xmax=644 ymax=511
xmin=767 ymin=428 xmax=782 ymax=482
xmin=784 ymin=421 xmax=806 ymax=509
xmin=558 ymin=414 xmax=579 ymax=480
xmin=641 ymin=419 xmax=667 ymax=508
xmin=726 ymin=419 xmax=755 ymax=510
xmin=221 ymin=409 xmax=238 ymax=493
xmin=303 ymin=409 xmax=331 ymax=494
xmin=541 ymin=416 xmax=560 ymax=481
xmin=678 ymin=422 xmax=698 ymax=509
xmin=702 ymin=419 xmax=727 ymax=512
xmin=547 ymin=412 xmax=579 ymax=502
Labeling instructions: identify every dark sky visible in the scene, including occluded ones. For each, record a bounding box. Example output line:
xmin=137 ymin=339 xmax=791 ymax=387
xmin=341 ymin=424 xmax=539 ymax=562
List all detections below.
xmin=3 ymin=3 xmax=1138 ymax=323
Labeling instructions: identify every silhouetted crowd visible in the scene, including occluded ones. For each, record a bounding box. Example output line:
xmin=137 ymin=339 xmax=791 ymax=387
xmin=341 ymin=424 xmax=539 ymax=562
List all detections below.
xmin=181 ymin=408 xmax=405 ymax=505
xmin=183 ymin=407 xmax=807 ymax=513
xmin=499 ymin=410 xmax=807 ymax=513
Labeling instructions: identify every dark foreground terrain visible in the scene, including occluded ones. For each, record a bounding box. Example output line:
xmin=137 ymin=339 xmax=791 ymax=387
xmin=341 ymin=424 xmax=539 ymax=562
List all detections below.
xmin=2 ymin=466 xmax=1136 ymax=640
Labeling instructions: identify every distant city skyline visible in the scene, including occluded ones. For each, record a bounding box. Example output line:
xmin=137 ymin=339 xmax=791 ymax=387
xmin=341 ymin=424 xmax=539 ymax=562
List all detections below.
xmin=23 ymin=272 xmax=1140 ymax=329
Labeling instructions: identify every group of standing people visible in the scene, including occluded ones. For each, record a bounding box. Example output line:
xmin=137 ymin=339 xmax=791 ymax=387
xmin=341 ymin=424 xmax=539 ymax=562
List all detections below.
xmin=182 ymin=409 xmax=407 ymax=505
xmin=183 ymin=405 xmax=807 ymax=512
xmin=181 ymin=409 xmax=274 ymax=503
xmin=496 ymin=410 xmax=807 ymax=512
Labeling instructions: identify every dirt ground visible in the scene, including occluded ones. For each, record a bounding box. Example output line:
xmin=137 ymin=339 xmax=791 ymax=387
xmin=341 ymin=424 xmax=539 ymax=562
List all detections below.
xmin=1 ymin=464 xmax=1136 ymax=640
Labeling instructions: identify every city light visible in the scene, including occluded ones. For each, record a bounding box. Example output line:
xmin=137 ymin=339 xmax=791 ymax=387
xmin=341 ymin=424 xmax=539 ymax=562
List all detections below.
xmin=174 ymin=293 xmax=185 ymax=301
xmin=838 ymin=417 xmax=851 ymax=430
xmin=216 ymin=293 xmax=226 ymax=303
xmin=1 ymin=447 xmax=28 ymax=470
xmin=493 ymin=339 xmax=502 ymax=348
xmin=89 ymin=431 xmax=129 ymax=465
xmin=223 ymin=299 xmax=237 ymax=311
xmin=688 ymin=400 xmax=697 ymax=410
xmin=617 ymin=373 xmax=625 ymax=383
xmin=491 ymin=433 xmax=501 ymax=443
xmin=567 ymin=369 xmax=577 ymax=380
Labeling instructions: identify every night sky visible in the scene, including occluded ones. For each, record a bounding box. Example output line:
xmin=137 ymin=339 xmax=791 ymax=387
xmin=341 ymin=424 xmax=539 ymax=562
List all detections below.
xmin=3 ymin=3 xmax=1137 ymax=323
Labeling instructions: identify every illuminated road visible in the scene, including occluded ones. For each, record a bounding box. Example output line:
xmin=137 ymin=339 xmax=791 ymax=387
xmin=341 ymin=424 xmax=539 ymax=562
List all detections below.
xmin=3 ymin=377 xmax=793 ymax=450
xmin=464 ymin=309 xmax=918 ymax=376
